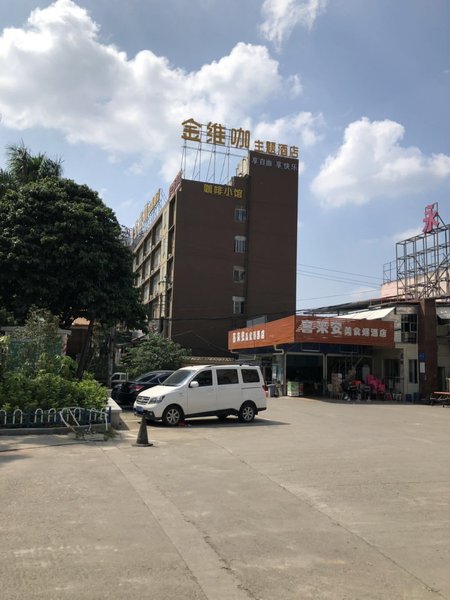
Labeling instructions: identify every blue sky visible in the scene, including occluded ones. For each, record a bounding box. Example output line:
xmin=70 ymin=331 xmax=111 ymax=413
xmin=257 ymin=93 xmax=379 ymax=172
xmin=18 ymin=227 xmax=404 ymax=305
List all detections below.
xmin=1 ymin=0 xmax=449 ymax=311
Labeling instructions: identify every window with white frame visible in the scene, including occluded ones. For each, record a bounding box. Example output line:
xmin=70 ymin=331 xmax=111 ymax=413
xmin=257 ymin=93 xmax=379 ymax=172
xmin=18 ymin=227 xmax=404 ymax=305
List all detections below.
xmin=234 ymin=235 xmax=247 ymax=253
xmin=233 ymin=265 xmax=246 ymax=283
xmin=234 ymin=206 xmax=247 ymax=223
xmin=401 ymin=314 xmax=417 ymax=343
xmin=232 ymin=296 xmax=245 ymax=314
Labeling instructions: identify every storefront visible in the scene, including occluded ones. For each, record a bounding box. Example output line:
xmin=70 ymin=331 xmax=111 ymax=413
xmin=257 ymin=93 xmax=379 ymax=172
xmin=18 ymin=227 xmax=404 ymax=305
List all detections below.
xmin=228 ymin=314 xmax=396 ymax=397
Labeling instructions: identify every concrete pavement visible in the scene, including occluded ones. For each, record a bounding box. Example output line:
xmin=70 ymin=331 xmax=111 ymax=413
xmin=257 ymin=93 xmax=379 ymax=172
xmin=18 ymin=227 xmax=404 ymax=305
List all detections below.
xmin=1 ymin=397 xmax=449 ymax=599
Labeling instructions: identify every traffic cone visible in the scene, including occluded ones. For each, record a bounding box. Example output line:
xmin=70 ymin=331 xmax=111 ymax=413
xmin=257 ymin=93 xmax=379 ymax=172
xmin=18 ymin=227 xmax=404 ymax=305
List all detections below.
xmin=133 ymin=416 xmax=153 ymax=447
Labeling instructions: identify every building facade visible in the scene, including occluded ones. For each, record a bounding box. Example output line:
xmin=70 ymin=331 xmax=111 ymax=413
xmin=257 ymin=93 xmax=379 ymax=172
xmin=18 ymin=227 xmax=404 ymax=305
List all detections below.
xmin=132 ymin=150 xmax=299 ymax=356
xmin=228 ymin=299 xmax=450 ymax=401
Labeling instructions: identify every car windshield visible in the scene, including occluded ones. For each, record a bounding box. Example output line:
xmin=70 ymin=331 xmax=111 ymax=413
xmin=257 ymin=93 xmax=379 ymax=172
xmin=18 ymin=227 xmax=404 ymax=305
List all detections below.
xmin=138 ymin=374 xmax=158 ymax=382
xmin=162 ymin=369 xmax=196 ymax=387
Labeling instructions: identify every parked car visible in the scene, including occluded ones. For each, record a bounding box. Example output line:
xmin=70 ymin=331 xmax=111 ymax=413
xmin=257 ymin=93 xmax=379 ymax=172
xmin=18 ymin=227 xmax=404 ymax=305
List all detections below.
xmin=134 ymin=364 xmax=267 ymax=426
xmin=111 ymin=370 xmax=174 ymax=406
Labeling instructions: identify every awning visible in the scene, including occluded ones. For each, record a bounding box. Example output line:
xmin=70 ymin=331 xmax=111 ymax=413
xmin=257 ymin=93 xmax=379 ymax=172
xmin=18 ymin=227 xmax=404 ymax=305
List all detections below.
xmin=336 ymin=307 xmax=395 ymax=321
xmin=436 ymin=306 xmax=450 ymax=320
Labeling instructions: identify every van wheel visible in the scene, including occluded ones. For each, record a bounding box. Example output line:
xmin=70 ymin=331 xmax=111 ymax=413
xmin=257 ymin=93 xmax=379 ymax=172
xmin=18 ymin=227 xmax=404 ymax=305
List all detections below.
xmin=238 ymin=402 xmax=256 ymax=423
xmin=162 ymin=405 xmax=183 ymax=427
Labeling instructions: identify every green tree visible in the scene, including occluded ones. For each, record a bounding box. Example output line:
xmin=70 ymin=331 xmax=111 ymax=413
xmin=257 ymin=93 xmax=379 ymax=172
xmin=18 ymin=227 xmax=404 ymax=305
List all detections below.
xmin=122 ymin=333 xmax=191 ymax=378
xmin=0 ymin=144 xmax=146 ymax=376
xmin=0 ymin=308 xmax=107 ymax=413
xmin=0 ymin=142 xmax=62 ymax=196
xmin=5 ymin=308 xmax=63 ymax=376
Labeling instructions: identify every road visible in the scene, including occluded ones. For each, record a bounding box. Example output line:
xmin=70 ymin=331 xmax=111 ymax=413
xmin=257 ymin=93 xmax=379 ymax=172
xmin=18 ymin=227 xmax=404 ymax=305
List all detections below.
xmin=1 ymin=397 xmax=450 ymax=599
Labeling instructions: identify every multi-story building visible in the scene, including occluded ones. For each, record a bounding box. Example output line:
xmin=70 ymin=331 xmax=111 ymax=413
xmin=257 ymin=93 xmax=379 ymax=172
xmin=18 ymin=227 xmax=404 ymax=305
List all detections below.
xmin=228 ymin=204 xmax=450 ymax=399
xmin=132 ymin=150 xmax=299 ymax=356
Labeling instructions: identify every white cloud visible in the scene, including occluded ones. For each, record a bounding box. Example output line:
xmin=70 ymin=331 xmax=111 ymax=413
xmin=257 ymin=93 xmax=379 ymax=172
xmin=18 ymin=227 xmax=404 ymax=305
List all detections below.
xmin=392 ymin=227 xmax=422 ymax=242
xmin=311 ymin=118 xmax=450 ymax=209
xmin=253 ymin=112 xmax=323 ymax=153
xmin=260 ymin=0 xmax=328 ymax=49
xmin=0 ymin=0 xmax=321 ymax=182
xmin=287 ymin=74 xmax=303 ymax=98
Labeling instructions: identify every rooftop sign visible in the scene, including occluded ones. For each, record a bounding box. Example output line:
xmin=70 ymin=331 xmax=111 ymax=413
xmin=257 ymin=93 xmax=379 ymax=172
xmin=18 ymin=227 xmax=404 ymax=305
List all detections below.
xmin=181 ymin=118 xmax=299 ymax=159
xmin=422 ymin=203 xmax=440 ymax=234
xmin=132 ymin=189 xmax=161 ymax=240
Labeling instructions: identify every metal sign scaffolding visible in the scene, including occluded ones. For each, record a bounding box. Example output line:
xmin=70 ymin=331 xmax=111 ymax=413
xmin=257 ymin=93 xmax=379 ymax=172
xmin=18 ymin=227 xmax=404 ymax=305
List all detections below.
xmin=396 ymin=205 xmax=450 ymax=299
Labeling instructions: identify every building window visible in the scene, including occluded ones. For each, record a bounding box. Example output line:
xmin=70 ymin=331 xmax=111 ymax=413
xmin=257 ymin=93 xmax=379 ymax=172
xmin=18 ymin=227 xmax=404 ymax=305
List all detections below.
xmin=233 ymin=266 xmax=246 ymax=283
xmin=234 ymin=235 xmax=247 ymax=253
xmin=401 ymin=314 xmax=417 ymax=343
xmin=150 ymin=275 xmax=159 ymax=297
xmin=233 ymin=296 xmax=245 ymax=314
xmin=152 ymin=247 xmax=161 ymax=270
xmin=408 ymin=359 xmax=418 ymax=384
xmin=234 ymin=206 xmax=247 ymax=222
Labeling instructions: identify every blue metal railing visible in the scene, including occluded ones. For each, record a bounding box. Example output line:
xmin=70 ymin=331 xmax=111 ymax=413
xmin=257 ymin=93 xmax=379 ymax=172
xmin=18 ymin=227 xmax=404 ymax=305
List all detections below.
xmin=0 ymin=406 xmax=111 ymax=429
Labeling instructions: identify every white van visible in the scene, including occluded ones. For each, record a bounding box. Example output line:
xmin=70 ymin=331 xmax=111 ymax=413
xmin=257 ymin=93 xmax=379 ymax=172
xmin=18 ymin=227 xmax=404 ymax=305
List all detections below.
xmin=111 ymin=372 xmax=128 ymax=386
xmin=133 ymin=364 xmax=267 ymax=426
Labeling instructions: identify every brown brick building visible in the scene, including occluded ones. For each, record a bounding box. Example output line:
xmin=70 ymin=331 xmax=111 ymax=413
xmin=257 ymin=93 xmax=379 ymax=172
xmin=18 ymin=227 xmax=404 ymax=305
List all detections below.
xmin=132 ymin=150 xmax=298 ymax=356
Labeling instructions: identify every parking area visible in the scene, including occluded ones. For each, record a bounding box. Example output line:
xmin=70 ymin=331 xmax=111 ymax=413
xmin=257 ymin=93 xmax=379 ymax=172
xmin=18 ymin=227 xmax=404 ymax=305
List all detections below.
xmin=1 ymin=397 xmax=450 ymax=600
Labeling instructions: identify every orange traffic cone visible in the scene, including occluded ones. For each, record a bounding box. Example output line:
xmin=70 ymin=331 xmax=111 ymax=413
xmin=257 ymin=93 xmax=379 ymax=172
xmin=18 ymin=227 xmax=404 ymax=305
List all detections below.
xmin=133 ymin=416 xmax=153 ymax=447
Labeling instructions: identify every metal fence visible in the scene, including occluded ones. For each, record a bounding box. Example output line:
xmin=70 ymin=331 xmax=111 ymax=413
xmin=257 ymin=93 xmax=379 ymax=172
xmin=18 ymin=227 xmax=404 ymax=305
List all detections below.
xmin=0 ymin=406 xmax=111 ymax=430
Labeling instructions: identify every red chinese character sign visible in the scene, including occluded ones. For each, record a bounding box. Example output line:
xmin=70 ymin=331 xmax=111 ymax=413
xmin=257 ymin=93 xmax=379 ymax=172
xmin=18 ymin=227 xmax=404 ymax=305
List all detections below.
xmin=422 ymin=203 xmax=440 ymax=234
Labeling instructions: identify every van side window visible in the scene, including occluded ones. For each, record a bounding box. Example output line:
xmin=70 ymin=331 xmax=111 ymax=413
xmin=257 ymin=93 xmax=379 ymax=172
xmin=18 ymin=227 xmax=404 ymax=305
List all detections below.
xmin=242 ymin=369 xmax=260 ymax=383
xmin=217 ymin=369 xmax=239 ymax=385
xmin=194 ymin=370 xmax=213 ymax=387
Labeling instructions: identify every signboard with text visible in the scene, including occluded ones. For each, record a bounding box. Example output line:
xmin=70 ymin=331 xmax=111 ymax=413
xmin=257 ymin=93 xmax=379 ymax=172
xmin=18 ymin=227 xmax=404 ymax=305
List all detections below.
xmin=295 ymin=317 xmax=394 ymax=347
xmin=182 ymin=118 xmax=299 ymax=159
xmin=228 ymin=315 xmax=395 ymax=350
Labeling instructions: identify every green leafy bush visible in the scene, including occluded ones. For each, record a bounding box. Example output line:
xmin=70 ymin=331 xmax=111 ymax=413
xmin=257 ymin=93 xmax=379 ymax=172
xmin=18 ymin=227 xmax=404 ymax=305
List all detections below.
xmin=0 ymin=370 xmax=107 ymax=412
xmin=0 ymin=309 xmax=107 ymax=412
xmin=123 ymin=333 xmax=191 ymax=378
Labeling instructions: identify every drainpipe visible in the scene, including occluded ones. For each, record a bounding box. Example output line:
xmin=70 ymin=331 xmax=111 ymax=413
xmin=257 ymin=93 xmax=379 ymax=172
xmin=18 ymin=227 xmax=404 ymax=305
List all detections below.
xmin=273 ymin=344 xmax=286 ymax=396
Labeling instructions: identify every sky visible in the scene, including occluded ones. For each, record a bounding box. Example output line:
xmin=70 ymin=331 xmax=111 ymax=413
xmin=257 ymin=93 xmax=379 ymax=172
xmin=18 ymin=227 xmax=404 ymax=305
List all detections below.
xmin=1 ymin=0 xmax=449 ymax=312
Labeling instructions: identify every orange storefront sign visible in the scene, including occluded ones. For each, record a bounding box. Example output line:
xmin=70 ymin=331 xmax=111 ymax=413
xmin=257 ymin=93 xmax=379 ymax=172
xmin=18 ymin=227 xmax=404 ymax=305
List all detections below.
xmin=228 ymin=316 xmax=296 ymax=350
xmin=295 ymin=316 xmax=394 ymax=347
xmin=228 ymin=315 xmax=394 ymax=350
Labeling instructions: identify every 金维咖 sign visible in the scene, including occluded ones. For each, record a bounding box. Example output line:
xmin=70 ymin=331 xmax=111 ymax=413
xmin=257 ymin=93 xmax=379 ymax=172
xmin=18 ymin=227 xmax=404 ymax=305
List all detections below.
xmin=181 ymin=118 xmax=299 ymax=159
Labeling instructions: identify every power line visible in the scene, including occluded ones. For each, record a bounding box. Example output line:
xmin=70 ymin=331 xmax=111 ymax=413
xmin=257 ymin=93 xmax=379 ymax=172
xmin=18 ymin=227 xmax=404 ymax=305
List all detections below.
xmin=297 ymin=270 xmax=380 ymax=289
xmin=297 ymin=263 xmax=382 ymax=282
xmin=297 ymin=288 xmax=377 ymax=303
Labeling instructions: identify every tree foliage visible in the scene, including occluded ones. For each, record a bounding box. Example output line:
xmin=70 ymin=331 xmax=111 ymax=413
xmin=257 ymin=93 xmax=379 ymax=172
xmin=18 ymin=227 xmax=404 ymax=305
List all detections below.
xmin=0 ymin=144 xmax=145 ymax=331
xmin=0 ymin=142 xmax=62 ymax=197
xmin=0 ymin=308 xmax=107 ymax=412
xmin=122 ymin=333 xmax=191 ymax=378
xmin=4 ymin=308 xmax=63 ymax=376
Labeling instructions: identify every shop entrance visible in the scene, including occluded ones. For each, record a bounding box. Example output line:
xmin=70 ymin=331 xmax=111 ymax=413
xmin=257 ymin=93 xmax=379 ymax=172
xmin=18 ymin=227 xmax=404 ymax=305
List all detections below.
xmin=326 ymin=355 xmax=373 ymax=384
xmin=286 ymin=353 xmax=324 ymax=396
xmin=326 ymin=354 xmax=374 ymax=399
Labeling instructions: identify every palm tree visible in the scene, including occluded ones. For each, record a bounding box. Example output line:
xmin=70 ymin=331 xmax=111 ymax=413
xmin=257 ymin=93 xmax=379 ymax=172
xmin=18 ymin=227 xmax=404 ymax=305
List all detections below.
xmin=0 ymin=142 xmax=63 ymax=196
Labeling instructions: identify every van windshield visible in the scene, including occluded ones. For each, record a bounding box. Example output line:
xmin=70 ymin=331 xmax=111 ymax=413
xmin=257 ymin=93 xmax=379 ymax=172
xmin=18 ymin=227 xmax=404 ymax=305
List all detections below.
xmin=162 ymin=369 xmax=196 ymax=387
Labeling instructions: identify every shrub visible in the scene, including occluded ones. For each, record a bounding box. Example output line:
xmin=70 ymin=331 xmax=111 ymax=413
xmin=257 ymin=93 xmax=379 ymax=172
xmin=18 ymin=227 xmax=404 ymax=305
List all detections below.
xmin=0 ymin=370 xmax=107 ymax=412
xmin=123 ymin=333 xmax=191 ymax=378
xmin=0 ymin=309 xmax=107 ymax=413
